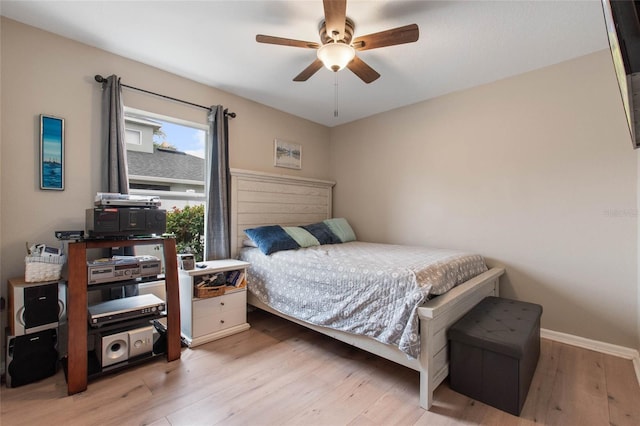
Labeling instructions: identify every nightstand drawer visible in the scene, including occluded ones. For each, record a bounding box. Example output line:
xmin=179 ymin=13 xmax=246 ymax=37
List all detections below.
xmin=192 ymin=290 xmax=246 ymax=337
xmin=193 ymin=290 xmax=245 ymax=319
xmin=193 ymin=305 xmax=246 ymax=337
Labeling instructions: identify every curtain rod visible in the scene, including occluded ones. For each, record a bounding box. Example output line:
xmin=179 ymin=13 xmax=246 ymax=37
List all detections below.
xmin=94 ymin=75 xmax=236 ymax=118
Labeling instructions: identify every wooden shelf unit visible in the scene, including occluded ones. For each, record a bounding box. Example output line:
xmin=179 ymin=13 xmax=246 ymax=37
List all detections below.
xmin=66 ymin=237 xmax=181 ymax=395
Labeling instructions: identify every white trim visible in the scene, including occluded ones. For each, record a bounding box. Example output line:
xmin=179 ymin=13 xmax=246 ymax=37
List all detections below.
xmin=129 ymin=188 xmax=205 ymax=201
xmin=124 ymin=115 xmax=162 ymax=129
xmin=124 ymin=106 xmax=209 ymax=131
xmin=129 ymin=175 xmax=205 ymax=187
xmin=541 ymin=328 xmax=640 ymax=386
xmin=541 ymin=328 xmax=639 ymax=359
xmin=230 ymin=168 xmax=335 ymax=187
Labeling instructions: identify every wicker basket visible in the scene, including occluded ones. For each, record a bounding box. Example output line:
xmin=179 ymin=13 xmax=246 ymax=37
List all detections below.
xmin=195 ymin=284 xmax=226 ymax=298
xmin=25 ymin=255 xmax=65 ymax=282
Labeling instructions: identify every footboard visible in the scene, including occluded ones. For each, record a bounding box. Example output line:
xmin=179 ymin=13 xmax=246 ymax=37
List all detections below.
xmin=417 ymin=267 xmax=504 ymax=408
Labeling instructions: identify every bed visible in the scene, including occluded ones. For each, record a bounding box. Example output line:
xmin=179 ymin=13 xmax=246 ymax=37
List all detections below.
xmin=230 ymin=168 xmax=504 ymax=409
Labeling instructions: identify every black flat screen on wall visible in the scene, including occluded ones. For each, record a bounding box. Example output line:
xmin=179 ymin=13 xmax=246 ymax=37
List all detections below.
xmin=602 ymin=0 xmax=639 ymax=148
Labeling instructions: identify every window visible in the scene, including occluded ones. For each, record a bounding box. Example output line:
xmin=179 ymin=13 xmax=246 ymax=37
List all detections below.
xmin=125 ymin=128 xmax=142 ymax=145
xmin=124 ymin=107 xmax=208 ymax=260
xmin=129 ymin=183 xmax=170 ymax=191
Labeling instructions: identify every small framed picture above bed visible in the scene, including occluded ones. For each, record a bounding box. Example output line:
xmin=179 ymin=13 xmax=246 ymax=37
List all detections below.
xmin=274 ymin=139 xmax=301 ymax=170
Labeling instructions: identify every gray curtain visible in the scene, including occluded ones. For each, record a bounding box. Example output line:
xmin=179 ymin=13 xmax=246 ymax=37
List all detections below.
xmin=101 ymin=74 xmax=129 ymax=194
xmin=205 ymin=105 xmax=231 ymax=260
xmin=100 ymin=75 xmax=135 ymax=298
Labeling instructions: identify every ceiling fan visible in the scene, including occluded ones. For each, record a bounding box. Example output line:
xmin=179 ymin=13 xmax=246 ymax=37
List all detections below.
xmin=256 ymin=0 xmax=419 ymax=84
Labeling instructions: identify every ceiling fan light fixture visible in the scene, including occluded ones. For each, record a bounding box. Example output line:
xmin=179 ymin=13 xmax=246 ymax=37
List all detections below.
xmin=317 ymin=42 xmax=355 ymax=72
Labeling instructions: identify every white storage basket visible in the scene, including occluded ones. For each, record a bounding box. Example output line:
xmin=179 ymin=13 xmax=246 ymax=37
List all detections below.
xmin=25 ymin=255 xmax=65 ymax=282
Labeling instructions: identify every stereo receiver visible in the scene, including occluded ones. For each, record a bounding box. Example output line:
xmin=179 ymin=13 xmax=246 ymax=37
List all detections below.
xmin=95 ymin=192 xmax=161 ymax=208
xmin=86 ymin=207 xmax=166 ymax=238
xmin=87 ymin=255 xmax=161 ymax=285
xmin=88 ymin=294 xmax=165 ymax=327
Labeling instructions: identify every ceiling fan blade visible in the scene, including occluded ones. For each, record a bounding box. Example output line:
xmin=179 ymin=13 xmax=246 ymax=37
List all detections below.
xmin=352 ymin=24 xmax=419 ymax=51
xmin=347 ymin=56 xmax=380 ymax=84
xmin=323 ymin=0 xmax=347 ymax=40
xmin=293 ymin=59 xmax=324 ymax=82
xmin=256 ymin=34 xmax=320 ymax=49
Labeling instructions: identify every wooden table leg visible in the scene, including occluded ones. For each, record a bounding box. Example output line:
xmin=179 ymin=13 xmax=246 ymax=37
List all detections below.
xmin=67 ymin=242 xmax=88 ymax=394
xmin=162 ymin=238 xmax=181 ymax=362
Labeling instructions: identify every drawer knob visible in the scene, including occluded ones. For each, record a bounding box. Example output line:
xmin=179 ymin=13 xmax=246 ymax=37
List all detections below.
xmin=220 ymin=302 xmax=225 ymax=306
xmin=220 ymin=320 xmax=225 ymax=324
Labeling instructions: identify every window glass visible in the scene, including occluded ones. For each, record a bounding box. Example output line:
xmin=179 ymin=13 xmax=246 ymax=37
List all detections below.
xmin=124 ymin=107 xmax=207 ymax=260
xmin=125 ymin=128 xmax=142 ymax=145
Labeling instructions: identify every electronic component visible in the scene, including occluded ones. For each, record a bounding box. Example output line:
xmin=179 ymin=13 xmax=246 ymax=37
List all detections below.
xmin=88 ymin=294 xmax=165 ymax=327
xmin=87 ymin=255 xmax=161 ymax=285
xmin=86 ymin=207 xmax=166 ymax=238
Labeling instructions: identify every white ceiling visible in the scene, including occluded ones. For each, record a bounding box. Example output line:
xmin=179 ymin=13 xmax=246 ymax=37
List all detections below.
xmin=1 ymin=0 xmax=609 ymax=127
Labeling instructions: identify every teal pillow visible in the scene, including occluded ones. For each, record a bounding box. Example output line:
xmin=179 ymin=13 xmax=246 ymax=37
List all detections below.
xmin=324 ymin=218 xmax=356 ymax=242
xmin=283 ymin=227 xmax=320 ymax=247
xmin=244 ymin=225 xmax=300 ymax=255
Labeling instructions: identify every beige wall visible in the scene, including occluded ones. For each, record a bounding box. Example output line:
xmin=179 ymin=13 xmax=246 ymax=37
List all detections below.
xmin=2 ymin=17 xmax=639 ymax=356
xmin=330 ymin=50 xmax=639 ymax=349
xmin=0 ymin=18 xmax=330 ymax=342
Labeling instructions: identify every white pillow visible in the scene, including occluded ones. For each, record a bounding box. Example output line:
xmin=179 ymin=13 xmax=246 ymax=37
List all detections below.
xmin=242 ymin=238 xmax=258 ymax=247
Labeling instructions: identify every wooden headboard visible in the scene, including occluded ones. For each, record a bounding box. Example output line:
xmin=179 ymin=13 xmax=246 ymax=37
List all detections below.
xmin=230 ymin=168 xmax=336 ymax=257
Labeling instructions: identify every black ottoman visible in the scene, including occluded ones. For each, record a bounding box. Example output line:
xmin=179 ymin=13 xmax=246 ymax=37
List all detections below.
xmin=448 ymin=296 xmax=542 ymax=416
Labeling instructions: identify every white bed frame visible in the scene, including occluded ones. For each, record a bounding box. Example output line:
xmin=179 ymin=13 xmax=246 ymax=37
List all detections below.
xmin=230 ymin=168 xmax=504 ymax=409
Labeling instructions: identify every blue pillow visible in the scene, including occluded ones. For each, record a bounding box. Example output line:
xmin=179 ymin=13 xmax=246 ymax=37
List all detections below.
xmin=302 ymin=222 xmax=341 ymax=245
xmin=244 ymin=225 xmax=300 ymax=255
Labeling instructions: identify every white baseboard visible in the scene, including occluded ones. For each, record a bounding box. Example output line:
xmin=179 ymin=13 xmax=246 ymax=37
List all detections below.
xmin=541 ymin=328 xmax=640 ymax=386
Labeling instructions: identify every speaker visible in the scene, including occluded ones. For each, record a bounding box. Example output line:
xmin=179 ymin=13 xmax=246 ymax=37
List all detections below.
xmin=8 ymin=279 xmax=66 ymax=336
xmin=6 ymin=329 xmax=58 ymax=388
xmin=128 ymin=325 xmax=154 ymax=359
xmin=145 ymin=208 xmax=167 ymax=234
xmin=98 ymin=331 xmax=129 ymax=367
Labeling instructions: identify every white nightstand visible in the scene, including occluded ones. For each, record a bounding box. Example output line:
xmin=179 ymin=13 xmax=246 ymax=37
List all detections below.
xmin=178 ymin=259 xmax=250 ymax=347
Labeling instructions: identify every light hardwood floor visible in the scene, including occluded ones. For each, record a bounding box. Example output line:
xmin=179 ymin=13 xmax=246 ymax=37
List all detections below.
xmin=2 ymin=309 xmax=639 ymax=426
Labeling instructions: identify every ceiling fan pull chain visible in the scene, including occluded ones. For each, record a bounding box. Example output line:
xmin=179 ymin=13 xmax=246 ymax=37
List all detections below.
xmin=334 ymin=72 xmax=339 ymax=117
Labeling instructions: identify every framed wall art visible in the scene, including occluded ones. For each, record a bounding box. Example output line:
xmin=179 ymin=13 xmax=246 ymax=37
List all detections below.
xmin=274 ymin=139 xmax=301 ymax=170
xmin=40 ymin=114 xmax=65 ymax=190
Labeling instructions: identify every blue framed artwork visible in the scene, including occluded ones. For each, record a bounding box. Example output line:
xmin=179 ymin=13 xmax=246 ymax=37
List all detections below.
xmin=40 ymin=114 xmax=64 ymax=190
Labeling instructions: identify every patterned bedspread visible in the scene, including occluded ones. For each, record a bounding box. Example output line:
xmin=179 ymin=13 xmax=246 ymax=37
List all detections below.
xmin=239 ymin=241 xmax=487 ymax=358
